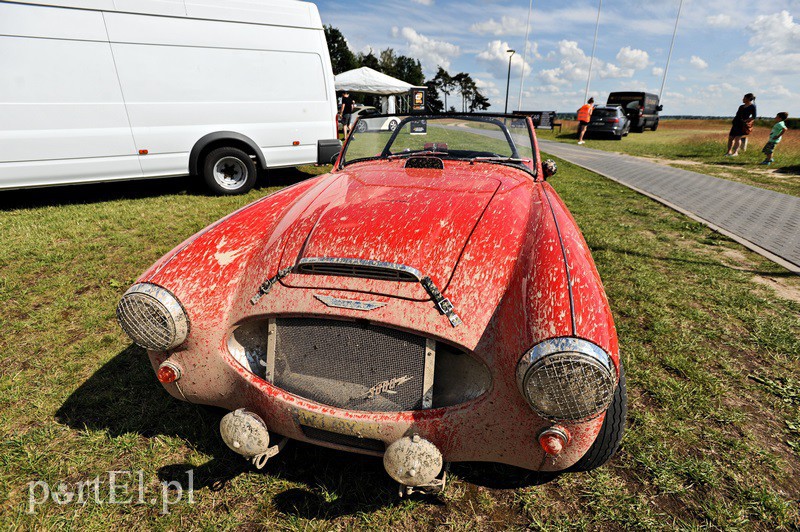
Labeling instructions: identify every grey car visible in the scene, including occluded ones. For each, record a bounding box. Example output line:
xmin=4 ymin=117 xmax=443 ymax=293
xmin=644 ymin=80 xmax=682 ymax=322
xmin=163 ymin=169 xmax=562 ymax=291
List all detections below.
xmin=586 ymin=105 xmax=630 ymax=140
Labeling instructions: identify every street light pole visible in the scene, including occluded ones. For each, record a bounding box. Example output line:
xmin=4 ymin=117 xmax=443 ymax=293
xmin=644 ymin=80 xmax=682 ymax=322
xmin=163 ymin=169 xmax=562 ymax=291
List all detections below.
xmin=504 ymin=49 xmax=516 ymax=114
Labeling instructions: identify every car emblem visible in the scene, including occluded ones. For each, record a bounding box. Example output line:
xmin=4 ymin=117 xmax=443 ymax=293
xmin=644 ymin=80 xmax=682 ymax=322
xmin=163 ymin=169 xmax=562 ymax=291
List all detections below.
xmin=364 ymin=376 xmax=414 ymax=399
xmin=314 ymin=294 xmax=386 ymax=311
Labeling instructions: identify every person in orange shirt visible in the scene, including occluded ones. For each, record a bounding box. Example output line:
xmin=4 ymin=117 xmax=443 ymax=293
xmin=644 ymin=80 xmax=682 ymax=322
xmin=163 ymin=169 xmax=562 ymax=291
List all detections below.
xmin=577 ymin=97 xmax=594 ymax=145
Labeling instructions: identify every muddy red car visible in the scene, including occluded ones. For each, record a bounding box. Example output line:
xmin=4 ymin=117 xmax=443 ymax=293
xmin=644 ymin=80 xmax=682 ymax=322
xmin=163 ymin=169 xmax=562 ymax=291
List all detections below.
xmin=117 ymin=113 xmax=626 ymax=494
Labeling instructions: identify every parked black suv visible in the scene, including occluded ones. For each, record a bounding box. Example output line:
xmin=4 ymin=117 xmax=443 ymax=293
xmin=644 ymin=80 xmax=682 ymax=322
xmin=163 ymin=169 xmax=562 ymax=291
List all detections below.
xmin=585 ymin=105 xmax=630 ymax=140
xmin=607 ymin=92 xmax=662 ymax=132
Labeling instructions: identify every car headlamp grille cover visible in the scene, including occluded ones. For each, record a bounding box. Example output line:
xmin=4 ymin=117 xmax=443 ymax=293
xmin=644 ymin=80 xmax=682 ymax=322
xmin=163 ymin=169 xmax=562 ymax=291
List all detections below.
xmin=117 ymin=283 xmax=188 ymax=351
xmin=517 ymin=338 xmax=615 ymax=421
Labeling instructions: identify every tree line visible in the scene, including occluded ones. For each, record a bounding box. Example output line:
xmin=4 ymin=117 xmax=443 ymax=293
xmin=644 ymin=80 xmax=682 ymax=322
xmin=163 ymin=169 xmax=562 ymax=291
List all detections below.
xmin=324 ymin=26 xmax=490 ymax=113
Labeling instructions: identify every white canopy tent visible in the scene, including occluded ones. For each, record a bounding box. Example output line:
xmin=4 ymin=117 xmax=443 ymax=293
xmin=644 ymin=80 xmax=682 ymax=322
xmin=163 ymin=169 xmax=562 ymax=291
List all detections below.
xmin=334 ymin=67 xmax=425 ymax=114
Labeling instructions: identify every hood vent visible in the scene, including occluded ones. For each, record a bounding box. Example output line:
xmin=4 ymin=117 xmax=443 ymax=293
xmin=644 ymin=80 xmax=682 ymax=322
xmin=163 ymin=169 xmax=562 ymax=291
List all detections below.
xmin=297 ymin=258 xmax=422 ymax=282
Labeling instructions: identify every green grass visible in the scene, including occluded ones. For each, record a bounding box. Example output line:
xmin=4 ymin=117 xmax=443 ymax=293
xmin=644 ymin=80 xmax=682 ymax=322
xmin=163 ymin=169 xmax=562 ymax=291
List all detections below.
xmin=537 ymin=119 xmax=800 ymax=197
xmin=1 ymin=161 xmax=799 ymax=529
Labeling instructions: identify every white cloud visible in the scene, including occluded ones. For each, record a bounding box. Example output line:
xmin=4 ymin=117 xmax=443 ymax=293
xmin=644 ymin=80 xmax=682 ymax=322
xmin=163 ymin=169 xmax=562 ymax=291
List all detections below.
xmin=474 ymin=77 xmax=501 ymax=97
xmin=652 ymin=66 xmax=664 ymax=76
xmin=391 ymin=26 xmax=460 ymax=72
xmin=410 ymin=0 xmax=433 ymax=4
xmin=616 ymin=47 xmax=650 ymax=70
xmin=706 ymin=14 xmax=734 ymax=28
xmin=470 ymin=16 xmax=529 ymax=36
xmin=536 ymin=40 xmax=635 ymax=86
xmin=690 ymin=55 xmax=708 ymax=69
xmin=734 ymin=11 xmax=800 ymax=75
xmin=476 ymin=40 xmax=532 ymax=78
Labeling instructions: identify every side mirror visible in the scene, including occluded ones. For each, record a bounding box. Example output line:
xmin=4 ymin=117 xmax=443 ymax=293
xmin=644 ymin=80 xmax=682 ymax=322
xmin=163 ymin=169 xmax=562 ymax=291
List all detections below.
xmin=542 ymin=159 xmax=557 ymax=179
xmin=657 ymin=105 xmax=663 ymax=111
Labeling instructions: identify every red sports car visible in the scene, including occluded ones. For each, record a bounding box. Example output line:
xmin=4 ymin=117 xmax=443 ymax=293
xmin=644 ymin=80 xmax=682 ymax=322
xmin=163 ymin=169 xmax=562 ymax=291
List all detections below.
xmin=117 ymin=113 xmax=626 ymax=495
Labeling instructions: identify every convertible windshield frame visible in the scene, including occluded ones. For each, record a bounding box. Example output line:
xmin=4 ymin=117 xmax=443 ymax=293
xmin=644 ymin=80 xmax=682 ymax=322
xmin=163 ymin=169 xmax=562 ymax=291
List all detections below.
xmin=338 ymin=113 xmax=538 ymax=176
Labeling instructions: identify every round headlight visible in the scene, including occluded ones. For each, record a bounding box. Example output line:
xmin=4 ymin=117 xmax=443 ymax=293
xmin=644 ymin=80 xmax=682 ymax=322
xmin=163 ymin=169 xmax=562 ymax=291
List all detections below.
xmin=116 ymin=283 xmax=189 ymax=351
xmin=516 ymin=338 xmax=615 ymax=422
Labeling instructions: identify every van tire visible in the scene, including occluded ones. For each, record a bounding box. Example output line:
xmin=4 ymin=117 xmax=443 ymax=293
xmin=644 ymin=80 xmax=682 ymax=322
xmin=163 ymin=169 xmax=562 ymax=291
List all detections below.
xmin=202 ymin=147 xmax=257 ymax=195
xmin=652 ymin=120 xmax=659 ymax=131
xmin=567 ymin=364 xmax=627 ymax=472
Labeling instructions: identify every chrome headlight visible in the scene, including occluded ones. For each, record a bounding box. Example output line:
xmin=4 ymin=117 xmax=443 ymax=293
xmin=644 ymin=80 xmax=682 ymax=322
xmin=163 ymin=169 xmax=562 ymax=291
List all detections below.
xmin=516 ymin=338 xmax=616 ymax=422
xmin=116 ymin=283 xmax=189 ymax=351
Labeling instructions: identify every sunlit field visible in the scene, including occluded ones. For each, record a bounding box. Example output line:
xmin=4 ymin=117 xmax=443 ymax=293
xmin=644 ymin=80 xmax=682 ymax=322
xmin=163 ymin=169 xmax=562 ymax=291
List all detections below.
xmin=536 ymin=119 xmax=800 ymax=197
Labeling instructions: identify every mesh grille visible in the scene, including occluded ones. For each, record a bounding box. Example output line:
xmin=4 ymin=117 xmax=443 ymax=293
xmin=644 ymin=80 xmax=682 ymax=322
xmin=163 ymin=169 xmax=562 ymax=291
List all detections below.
xmin=297 ymin=262 xmax=418 ymax=282
xmin=116 ymin=293 xmax=176 ymax=351
xmin=525 ymin=354 xmax=614 ymax=421
xmin=300 ymin=425 xmax=385 ymax=452
xmin=274 ymin=318 xmax=426 ymax=412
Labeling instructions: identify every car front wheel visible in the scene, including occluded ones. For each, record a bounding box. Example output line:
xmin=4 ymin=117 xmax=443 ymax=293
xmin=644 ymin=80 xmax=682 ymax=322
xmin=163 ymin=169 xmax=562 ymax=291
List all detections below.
xmin=356 ymin=120 xmax=368 ymax=133
xmin=202 ymin=147 xmax=257 ymax=195
xmin=568 ymin=364 xmax=627 ymax=471
xmin=388 ymin=119 xmax=399 ymax=131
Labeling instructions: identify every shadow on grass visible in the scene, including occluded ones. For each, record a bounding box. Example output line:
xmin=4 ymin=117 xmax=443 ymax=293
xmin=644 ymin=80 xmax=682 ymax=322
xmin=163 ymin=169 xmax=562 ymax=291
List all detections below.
xmin=0 ymin=166 xmax=320 ymax=211
xmin=57 ymin=345 xmax=560 ymax=517
xmin=775 ymin=165 xmax=800 ymax=175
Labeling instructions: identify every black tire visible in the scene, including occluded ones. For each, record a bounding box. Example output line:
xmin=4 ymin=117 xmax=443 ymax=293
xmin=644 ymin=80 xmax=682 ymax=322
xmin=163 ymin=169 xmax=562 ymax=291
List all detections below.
xmin=652 ymin=119 xmax=659 ymax=131
xmin=202 ymin=146 xmax=257 ymax=195
xmin=614 ymin=134 xmax=623 ymax=141
xmin=388 ymin=119 xmax=399 ymax=131
xmin=568 ymin=364 xmax=627 ymax=472
xmin=356 ymin=120 xmax=368 ymax=133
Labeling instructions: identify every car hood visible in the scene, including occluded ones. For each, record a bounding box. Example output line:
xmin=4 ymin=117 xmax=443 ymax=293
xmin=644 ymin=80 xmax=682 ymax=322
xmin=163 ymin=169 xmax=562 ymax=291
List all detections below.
xmin=278 ymin=164 xmax=500 ymax=297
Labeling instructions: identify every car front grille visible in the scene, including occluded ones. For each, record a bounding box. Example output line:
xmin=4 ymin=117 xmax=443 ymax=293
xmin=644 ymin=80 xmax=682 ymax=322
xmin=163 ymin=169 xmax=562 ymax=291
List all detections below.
xmin=273 ymin=318 xmax=427 ymax=412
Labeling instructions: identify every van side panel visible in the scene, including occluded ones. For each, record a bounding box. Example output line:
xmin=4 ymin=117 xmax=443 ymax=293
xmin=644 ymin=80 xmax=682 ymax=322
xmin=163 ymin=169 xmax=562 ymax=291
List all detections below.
xmin=105 ymin=11 xmax=335 ymax=175
xmin=0 ymin=2 xmax=142 ymax=188
xmin=113 ymin=0 xmax=186 ymax=16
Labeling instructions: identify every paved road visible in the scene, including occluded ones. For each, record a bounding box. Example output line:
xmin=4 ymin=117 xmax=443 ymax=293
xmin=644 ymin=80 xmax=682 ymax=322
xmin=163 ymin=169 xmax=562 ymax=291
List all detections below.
xmin=538 ymin=139 xmax=800 ymax=274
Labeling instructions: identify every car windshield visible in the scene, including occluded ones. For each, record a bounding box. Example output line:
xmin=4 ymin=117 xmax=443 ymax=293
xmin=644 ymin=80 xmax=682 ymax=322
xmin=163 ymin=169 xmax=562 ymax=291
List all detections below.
xmin=341 ymin=114 xmax=536 ymax=174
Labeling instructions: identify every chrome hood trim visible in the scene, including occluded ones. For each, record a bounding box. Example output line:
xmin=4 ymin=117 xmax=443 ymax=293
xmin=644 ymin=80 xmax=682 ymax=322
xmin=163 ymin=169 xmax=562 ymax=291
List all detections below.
xmin=297 ymin=258 xmax=423 ymax=282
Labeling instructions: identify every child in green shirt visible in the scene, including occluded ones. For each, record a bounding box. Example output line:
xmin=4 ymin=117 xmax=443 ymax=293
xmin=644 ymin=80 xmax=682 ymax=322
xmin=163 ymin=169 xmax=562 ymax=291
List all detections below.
xmin=760 ymin=112 xmax=789 ymax=165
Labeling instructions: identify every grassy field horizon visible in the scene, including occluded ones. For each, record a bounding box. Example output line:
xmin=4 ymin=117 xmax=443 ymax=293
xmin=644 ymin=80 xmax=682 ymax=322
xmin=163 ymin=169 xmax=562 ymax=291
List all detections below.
xmin=536 ymin=119 xmax=800 ymax=198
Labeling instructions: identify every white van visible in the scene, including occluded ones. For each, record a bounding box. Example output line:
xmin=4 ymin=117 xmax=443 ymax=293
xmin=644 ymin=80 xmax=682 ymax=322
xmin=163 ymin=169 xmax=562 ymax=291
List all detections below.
xmin=0 ymin=0 xmax=341 ymax=195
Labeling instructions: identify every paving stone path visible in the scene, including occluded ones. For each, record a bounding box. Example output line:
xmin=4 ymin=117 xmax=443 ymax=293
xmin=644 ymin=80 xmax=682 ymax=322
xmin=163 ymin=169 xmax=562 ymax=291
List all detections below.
xmin=538 ymin=139 xmax=800 ymax=274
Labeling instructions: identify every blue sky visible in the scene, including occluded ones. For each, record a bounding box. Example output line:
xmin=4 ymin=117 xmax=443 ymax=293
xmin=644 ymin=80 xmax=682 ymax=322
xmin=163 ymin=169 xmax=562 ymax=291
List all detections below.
xmin=315 ymin=0 xmax=799 ymax=117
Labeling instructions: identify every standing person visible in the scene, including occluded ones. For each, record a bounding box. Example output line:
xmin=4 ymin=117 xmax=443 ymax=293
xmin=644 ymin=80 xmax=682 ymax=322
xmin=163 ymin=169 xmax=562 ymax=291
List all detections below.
xmin=577 ymin=97 xmax=594 ymax=145
xmin=339 ymin=91 xmax=355 ymax=139
xmin=724 ymin=93 xmax=757 ymax=157
xmin=759 ymin=112 xmax=789 ymax=165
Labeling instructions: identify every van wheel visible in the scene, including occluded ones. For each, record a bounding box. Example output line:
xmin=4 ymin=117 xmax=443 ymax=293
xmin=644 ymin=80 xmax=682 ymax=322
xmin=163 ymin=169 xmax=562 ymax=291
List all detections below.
xmin=202 ymin=147 xmax=257 ymax=195
xmin=568 ymin=364 xmax=627 ymax=472
xmin=652 ymin=120 xmax=659 ymax=131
